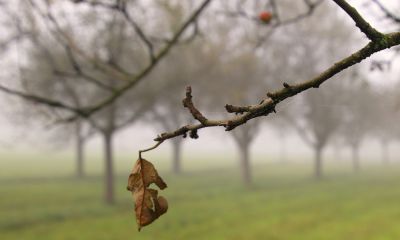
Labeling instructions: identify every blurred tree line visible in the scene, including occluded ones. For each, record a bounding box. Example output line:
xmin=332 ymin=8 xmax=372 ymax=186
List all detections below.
xmin=0 ymin=0 xmax=399 ymax=205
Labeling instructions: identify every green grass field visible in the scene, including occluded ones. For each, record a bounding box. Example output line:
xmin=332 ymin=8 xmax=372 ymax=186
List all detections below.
xmin=1 ymin=152 xmax=400 ymax=240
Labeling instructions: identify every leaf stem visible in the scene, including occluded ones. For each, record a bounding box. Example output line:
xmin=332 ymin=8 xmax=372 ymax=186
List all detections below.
xmin=139 ymin=141 xmax=164 ymax=159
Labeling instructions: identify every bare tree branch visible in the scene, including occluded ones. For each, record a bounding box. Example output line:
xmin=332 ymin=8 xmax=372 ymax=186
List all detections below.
xmin=119 ymin=4 xmax=155 ymax=61
xmin=81 ymin=0 xmax=213 ymax=118
xmin=333 ymin=0 xmax=383 ymax=40
xmin=16 ymin=24 xmax=117 ymax=92
xmin=371 ymin=0 xmax=400 ymax=23
xmin=0 ymin=0 xmax=213 ymax=120
xmin=219 ymin=0 xmax=322 ymax=25
xmin=181 ymin=86 xmax=209 ymax=125
xmin=142 ymin=0 xmax=400 ymax=153
xmin=217 ymin=0 xmax=324 ymax=47
xmin=255 ymin=0 xmax=324 ymax=47
xmin=70 ymin=0 xmax=120 ymax=10
xmin=0 ymin=83 xmax=83 ymax=114
xmin=0 ymin=32 xmax=30 ymax=54
xmin=139 ymin=141 xmax=164 ymax=159
xmin=35 ymin=1 xmax=132 ymax=82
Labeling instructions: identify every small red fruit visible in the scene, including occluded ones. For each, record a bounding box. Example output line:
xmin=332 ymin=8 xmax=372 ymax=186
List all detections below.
xmin=259 ymin=11 xmax=272 ymax=23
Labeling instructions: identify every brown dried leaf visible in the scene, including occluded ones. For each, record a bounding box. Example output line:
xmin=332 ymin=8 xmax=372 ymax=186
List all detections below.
xmin=127 ymin=158 xmax=168 ymax=231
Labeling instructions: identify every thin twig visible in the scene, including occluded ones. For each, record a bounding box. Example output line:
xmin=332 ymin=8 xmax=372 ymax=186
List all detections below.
xmin=139 ymin=141 xmax=164 ymax=159
xmin=371 ymin=0 xmax=400 ymax=23
xmin=0 ymin=0 xmax=213 ymax=122
xmin=332 ymin=0 xmax=384 ymax=40
xmin=152 ymin=30 xmax=400 ymax=144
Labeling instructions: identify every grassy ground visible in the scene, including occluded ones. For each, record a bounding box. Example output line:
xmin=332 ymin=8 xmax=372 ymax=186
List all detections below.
xmin=1 ymin=153 xmax=400 ymax=240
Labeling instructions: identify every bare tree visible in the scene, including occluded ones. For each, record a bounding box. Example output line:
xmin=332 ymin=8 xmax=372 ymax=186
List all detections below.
xmin=339 ymin=75 xmax=376 ymax=172
xmin=369 ymin=0 xmax=400 ymax=25
xmin=1 ymin=0 xmax=400 ymax=228
xmin=150 ymin=108 xmax=188 ymax=175
xmin=146 ymin=2 xmax=400 ymax=166
xmin=0 ymin=0 xmax=212 ymax=120
xmin=271 ymin=7 xmax=356 ymax=179
xmin=142 ymin=2 xmax=208 ymax=175
xmin=216 ymin=54 xmax=266 ymax=186
xmin=14 ymin=7 xmax=162 ymax=204
xmin=0 ymin=0 xmax=399 ymax=126
xmin=193 ymin=38 xmax=268 ymax=186
xmin=145 ymin=48 xmax=198 ymax=174
xmin=373 ymin=87 xmax=399 ymax=165
xmin=16 ymin=38 xmax=97 ymax=178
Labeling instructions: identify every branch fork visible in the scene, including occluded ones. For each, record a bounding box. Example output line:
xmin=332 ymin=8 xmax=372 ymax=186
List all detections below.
xmin=139 ymin=0 xmax=400 ymax=155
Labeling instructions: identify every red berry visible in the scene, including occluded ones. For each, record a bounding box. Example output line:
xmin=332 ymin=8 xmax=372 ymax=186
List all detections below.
xmin=259 ymin=11 xmax=272 ymax=23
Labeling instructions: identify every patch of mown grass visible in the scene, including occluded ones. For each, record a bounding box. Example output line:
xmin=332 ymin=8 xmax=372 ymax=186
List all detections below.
xmin=1 ymin=155 xmax=400 ymax=240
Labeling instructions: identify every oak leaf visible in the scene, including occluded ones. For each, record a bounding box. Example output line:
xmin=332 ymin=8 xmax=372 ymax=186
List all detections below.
xmin=127 ymin=158 xmax=168 ymax=231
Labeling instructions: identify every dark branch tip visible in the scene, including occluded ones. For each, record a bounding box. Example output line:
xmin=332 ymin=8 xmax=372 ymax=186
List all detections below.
xmin=225 ymin=104 xmax=234 ymax=112
xmin=185 ymin=86 xmax=192 ymax=97
xmin=189 ymin=129 xmax=199 ymax=139
xmin=283 ymin=82 xmax=290 ymax=88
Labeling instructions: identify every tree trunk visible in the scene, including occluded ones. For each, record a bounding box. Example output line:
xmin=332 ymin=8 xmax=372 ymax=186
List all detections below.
xmin=232 ymin=126 xmax=255 ymax=187
xmin=381 ymin=140 xmax=389 ymax=165
xmin=352 ymin=145 xmax=360 ymax=172
xmin=314 ymin=146 xmax=323 ymax=179
xmin=171 ymin=139 xmax=182 ymax=174
xmin=239 ymin=144 xmax=252 ymax=187
xmin=103 ymin=132 xmax=115 ymax=205
xmin=75 ymin=121 xmax=85 ymax=179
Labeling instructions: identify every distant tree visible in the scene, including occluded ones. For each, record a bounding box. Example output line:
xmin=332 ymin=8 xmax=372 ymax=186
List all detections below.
xmin=146 ymin=45 xmax=200 ymax=174
xmin=18 ymin=40 xmax=96 ymax=179
xmin=200 ymin=47 xmax=267 ymax=186
xmin=1 ymin=0 xmax=400 ymax=228
xmin=224 ymin=56 xmax=265 ymax=187
xmin=339 ymin=75 xmax=376 ymax=172
xmin=17 ymin=8 xmax=161 ymax=204
xmin=143 ymin=2 xmax=206 ymax=175
xmin=373 ymin=87 xmax=399 ymax=165
xmin=294 ymin=82 xmax=346 ymax=178
xmin=0 ymin=0 xmax=211 ymax=119
xmin=278 ymin=7 xmax=356 ymax=179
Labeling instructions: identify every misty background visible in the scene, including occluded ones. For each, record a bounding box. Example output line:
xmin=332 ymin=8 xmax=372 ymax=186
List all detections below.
xmin=0 ymin=0 xmax=400 ymax=239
